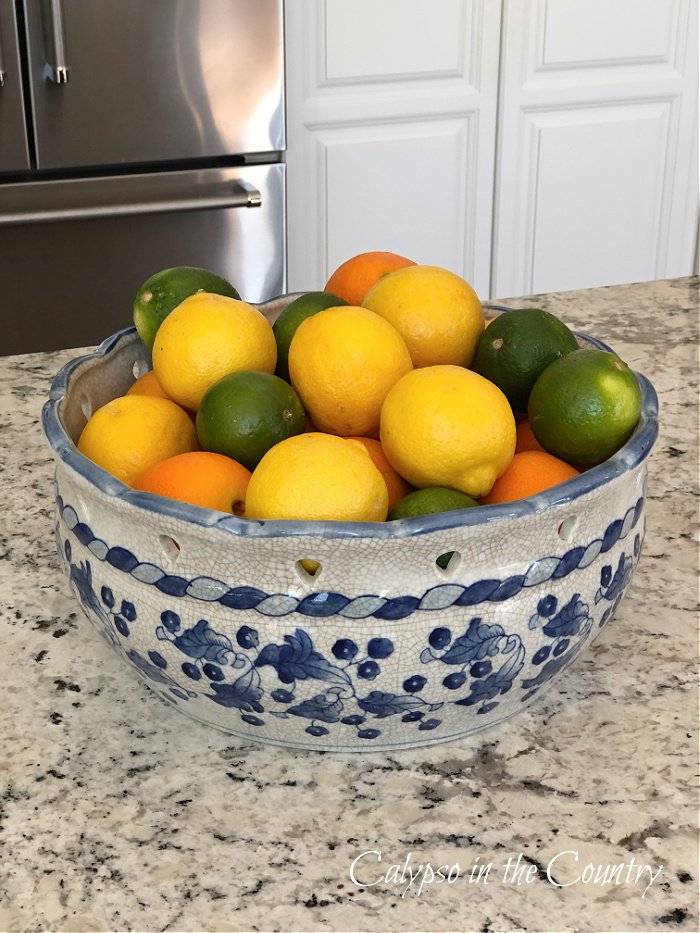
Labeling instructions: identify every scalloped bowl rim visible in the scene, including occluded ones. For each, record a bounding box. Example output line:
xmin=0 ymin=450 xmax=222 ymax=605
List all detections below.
xmin=42 ymin=302 xmax=659 ymax=541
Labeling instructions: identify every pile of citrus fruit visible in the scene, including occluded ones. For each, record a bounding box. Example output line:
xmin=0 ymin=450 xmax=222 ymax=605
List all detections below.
xmin=77 ymin=253 xmax=643 ymax=525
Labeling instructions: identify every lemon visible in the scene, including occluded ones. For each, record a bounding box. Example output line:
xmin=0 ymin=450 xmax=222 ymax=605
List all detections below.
xmin=288 ymin=306 xmax=412 ymax=437
xmin=152 ymin=292 xmax=276 ymax=411
xmin=272 ymin=290 xmax=347 ymax=382
xmin=77 ymin=395 xmax=198 ymax=486
xmin=133 ymin=266 xmax=239 ymax=349
xmin=363 ymin=265 xmax=484 ymax=368
xmin=245 ymin=433 xmax=389 ymax=522
xmin=380 ymin=365 xmax=516 ymax=498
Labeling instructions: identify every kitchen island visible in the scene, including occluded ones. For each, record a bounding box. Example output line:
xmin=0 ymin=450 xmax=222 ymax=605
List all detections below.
xmin=0 ymin=277 xmax=697 ymax=933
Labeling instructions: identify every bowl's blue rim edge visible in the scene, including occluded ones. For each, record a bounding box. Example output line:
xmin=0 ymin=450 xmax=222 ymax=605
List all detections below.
xmin=41 ymin=304 xmax=660 ymax=542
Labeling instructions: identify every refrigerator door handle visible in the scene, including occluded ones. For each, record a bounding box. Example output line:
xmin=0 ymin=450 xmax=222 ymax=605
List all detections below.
xmin=42 ymin=0 xmax=70 ymax=84
xmin=0 ymin=16 xmax=6 ymax=86
xmin=0 ymin=180 xmax=263 ymax=227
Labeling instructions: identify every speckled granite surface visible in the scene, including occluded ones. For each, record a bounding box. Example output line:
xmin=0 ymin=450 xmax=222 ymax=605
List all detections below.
xmin=0 ymin=277 xmax=697 ymax=933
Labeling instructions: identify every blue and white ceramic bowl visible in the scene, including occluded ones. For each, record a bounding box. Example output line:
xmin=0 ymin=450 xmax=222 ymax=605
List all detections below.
xmin=42 ymin=298 xmax=659 ymax=752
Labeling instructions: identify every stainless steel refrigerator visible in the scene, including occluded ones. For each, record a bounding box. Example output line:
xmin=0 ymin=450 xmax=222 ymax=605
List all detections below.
xmin=0 ymin=0 xmax=286 ymax=355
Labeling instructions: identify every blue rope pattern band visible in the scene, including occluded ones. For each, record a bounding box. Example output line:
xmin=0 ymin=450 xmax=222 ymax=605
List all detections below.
xmin=57 ymin=495 xmax=643 ymax=620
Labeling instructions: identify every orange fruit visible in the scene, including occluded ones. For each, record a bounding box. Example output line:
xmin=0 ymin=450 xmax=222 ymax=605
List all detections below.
xmin=346 ymin=436 xmax=413 ymax=511
xmin=481 ymin=451 xmax=580 ymax=505
xmin=324 ymin=251 xmax=415 ymax=306
xmin=133 ymin=451 xmax=251 ymax=514
xmin=288 ymin=305 xmax=413 ymax=437
xmin=126 ymin=369 xmax=169 ymax=399
xmin=515 ymin=418 xmax=546 ymax=454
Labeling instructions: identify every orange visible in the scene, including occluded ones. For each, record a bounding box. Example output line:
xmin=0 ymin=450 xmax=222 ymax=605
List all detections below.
xmin=324 ymin=251 xmax=415 ymax=306
xmin=126 ymin=369 xmax=169 ymax=399
xmin=515 ymin=419 xmax=546 ymax=454
xmin=133 ymin=451 xmax=251 ymax=514
xmin=288 ymin=305 xmax=413 ymax=437
xmin=481 ymin=451 xmax=580 ymax=505
xmin=346 ymin=436 xmax=413 ymax=511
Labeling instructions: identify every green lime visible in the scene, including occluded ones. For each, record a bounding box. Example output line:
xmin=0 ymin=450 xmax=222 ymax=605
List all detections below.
xmin=528 ymin=348 xmax=642 ymax=465
xmin=388 ymin=486 xmax=478 ymax=521
xmin=273 ymin=291 xmax=348 ymax=381
xmin=472 ymin=308 xmax=578 ymax=412
xmin=389 ymin=487 xmax=478 ymax=569
xmin=196 ymin=371 xmax=306 ymax=471
xmin=134 ymin=266 xmax=240 ymax=349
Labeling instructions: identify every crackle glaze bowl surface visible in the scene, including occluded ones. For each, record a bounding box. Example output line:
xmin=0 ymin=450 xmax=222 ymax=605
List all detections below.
xmin=42 ymin=296 xmax=659 ymax=752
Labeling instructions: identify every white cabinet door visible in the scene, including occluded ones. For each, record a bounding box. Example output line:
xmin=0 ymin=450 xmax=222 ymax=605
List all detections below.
xmin=492 ymin=0 xmax=699 ymax=296
xmin=284 ymin=0 xmax=502 ymax=296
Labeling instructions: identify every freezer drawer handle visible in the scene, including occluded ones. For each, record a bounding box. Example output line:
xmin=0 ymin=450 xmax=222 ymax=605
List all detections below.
xmin=43 ymin=0 xmax=69 ymax=84
xmin=0 ymin=181 xmax=263 ymax=227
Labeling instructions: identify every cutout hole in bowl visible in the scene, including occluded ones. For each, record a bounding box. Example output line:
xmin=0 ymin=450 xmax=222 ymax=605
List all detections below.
xmin=557 ymin=515 xmax=579 ymax=542
xmin=132 ymin=359 xmax=149 ymax=380
xmin=79 ymin=394 xmax=92 ymax=421
xmin=295 ymin=559 xmax=321 ymax=583
xmin=436 ymin=550 xmax=461 ymax=577
xmin=159 ymin=534 xmax=181 ymax=564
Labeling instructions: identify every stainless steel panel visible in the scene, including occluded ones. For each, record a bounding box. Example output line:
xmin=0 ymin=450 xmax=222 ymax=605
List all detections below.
xmin=0 ymin=163 xmax=285 ymax=355
xmin=0 ymin=0 xmax=31 ymax=172
xmin=22 ymin=0 xmax=285 ymax=170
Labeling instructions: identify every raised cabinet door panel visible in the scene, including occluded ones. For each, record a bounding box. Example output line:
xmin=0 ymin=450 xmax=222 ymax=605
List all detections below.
xmin=285 ymin=0 xmax=501 ymax=296
xmin=528 ymin=103 xmax=672 ymax=294
xmin=541 ymin=0 xmax=678 ymax=67
xmin=323 ymin=0 xmax=467 ymax=82
xmin=319 ymin=120 xmax=474 ymax=285
xmin=492 ymin=0 xmax=698 ymax=296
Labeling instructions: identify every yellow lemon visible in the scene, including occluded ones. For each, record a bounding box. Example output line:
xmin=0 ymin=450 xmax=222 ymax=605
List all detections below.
xmin=77 ymin=395 xmax=199 ymax=486
xmin=288 ymin=305 xmax=412 ymax=437
xmin=380 ymin=365 xmax=516 ymax=498
xmin=363 ymin=264 xmax=484 ymax=368
xmin=245 ymin=433 xmax=389 ymax=522
xmin=152 ymin=292 xmax=276 ymax=411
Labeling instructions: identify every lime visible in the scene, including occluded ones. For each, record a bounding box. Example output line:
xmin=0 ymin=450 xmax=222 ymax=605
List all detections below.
xmin=273 ymin=291 xmax=347 ymax=381
xmin=196 ymin=371 xmax=306 ymax=471
xmin=388 ymin=486 xmax=478 ymax=521
xmin=528 ymin=349 xmax=642 ymax=465
xmin=134 ymin=266 xmax=240 ymax=349
xmin=471 ymin=308 xmax=578 ymax=412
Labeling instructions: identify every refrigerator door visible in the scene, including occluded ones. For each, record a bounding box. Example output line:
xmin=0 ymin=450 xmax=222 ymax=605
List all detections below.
xmin=0 ymin=0 xmax=31 ymax=172
xmin=22 ymin=0 xmax=284 ymax=170
xmin=0 ymin=162 xmax=285 ymax=355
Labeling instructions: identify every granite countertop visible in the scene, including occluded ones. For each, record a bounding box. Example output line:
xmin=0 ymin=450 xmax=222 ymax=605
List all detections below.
xmin=1 ymin=277 xmax=697 ymax=933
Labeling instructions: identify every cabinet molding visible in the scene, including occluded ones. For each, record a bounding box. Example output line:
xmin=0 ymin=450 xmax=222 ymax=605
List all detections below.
xmin=285 ymin=0 xmax=501 ymax=295
xmin=492 ymin=0 xmax=698 ymax=296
